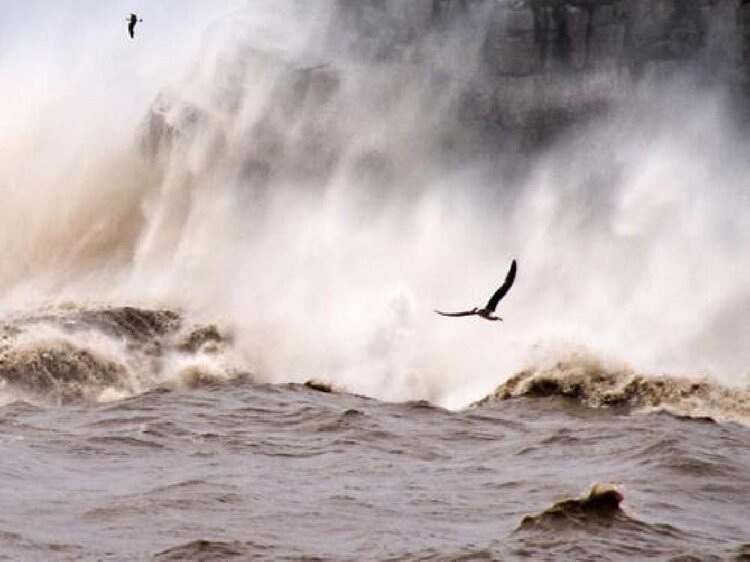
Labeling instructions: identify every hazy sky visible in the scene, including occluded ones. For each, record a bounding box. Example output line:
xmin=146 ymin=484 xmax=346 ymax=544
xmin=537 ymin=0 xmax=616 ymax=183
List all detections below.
xmin=0 ymin=1 xmax=248 ymax=133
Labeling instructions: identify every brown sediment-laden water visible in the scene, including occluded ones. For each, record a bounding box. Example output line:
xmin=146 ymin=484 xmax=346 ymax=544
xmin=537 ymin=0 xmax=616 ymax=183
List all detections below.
xmin=2 ymin=0 xmax=750 ymax=559
xmin=0 ymin=306 xmax=748 ymax=559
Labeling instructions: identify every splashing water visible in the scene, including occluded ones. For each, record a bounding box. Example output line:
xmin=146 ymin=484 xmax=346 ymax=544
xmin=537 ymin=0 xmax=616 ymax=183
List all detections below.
xmin=1 ymin=1 xmax=749 ymax=409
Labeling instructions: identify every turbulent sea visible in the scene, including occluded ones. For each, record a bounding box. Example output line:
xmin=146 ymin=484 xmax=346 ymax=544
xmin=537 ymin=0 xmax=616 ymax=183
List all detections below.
xmin=0 ymin=306 xmax=749 ymax=560
xmin=2 ymin=1 xmax=750 ymax=559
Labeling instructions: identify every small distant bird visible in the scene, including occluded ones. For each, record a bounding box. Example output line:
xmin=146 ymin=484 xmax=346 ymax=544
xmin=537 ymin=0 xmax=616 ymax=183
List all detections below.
xmin=127 ymin=13 xmax=143 ymax=39
xmin=435 ymin=259 xmax=517 ymax=322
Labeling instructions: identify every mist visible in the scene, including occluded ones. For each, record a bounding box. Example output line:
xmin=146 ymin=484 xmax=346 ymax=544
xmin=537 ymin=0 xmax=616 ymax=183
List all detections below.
xmin=1 ymin=1 xmax=748 ymax=408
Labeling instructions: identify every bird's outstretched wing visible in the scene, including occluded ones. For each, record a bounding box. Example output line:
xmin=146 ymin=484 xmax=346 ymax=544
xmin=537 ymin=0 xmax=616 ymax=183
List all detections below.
xmin=435 ymin=310 xmax=478 ymax=317
xmin=485 ymin=259 xmax=517 ymax=311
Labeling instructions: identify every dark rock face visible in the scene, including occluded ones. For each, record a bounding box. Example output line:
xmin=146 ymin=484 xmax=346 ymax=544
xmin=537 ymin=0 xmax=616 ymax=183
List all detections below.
xmin=338 ymin=0 xmax=748 ymax=82
xmin=143 ymin=1 xmax=749 ymax=170
xmin=330 ymin=0 xmax=748 ymax=152
xmin=742 ymin=3 xmax=750 ymax=73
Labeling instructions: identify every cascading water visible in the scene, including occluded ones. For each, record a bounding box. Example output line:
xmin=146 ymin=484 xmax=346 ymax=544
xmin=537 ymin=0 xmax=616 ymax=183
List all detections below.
xmin=2 ymin=3 xmax=750 ymax=560
xmin=0 ymin=1 xmax=748 ymax=409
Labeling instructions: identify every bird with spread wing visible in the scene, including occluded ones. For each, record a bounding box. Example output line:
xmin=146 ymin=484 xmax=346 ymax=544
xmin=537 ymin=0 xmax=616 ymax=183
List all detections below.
xmin=435 ymin=259 xmax=517 ymax=322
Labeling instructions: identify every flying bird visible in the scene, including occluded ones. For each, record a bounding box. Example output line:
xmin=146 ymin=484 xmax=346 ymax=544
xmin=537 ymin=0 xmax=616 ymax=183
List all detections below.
xmin=127 ymin=13 xmax=143 ymax=39
xmin=435 ymin=259 xmax=517 ymax=322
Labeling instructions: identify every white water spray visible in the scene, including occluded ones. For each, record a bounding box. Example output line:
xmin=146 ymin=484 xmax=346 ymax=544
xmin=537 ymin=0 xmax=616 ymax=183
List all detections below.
xmin=0 ymin=1 xmax=748 ymax=408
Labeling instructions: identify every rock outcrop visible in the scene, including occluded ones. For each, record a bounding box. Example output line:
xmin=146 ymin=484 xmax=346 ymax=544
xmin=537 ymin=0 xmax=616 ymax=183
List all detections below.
xmin=334 ymin=0 xmax=750 ymax=149
xmin=338 ymin=0 xmax=749 ymax=83
xmin=143 ymin=1 xmax=750 ymax=170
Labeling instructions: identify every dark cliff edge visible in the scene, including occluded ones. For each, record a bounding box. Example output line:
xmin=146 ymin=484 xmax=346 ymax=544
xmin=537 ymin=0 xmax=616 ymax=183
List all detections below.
xmin=334 ymin=0 xmax=750 ymax=150
xmin=140 ymin=1 xmax=750 ymax=185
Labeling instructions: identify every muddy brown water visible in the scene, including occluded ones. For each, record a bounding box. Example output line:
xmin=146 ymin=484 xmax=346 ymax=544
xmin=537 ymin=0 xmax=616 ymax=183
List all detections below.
xmin=0 ymin=307 xmax=748 ymax=560
xmin=1 ymin=380 xmax=749 ymax=560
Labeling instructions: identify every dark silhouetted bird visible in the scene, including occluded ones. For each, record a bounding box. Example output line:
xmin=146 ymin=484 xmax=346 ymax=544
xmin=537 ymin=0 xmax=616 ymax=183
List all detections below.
xmin=435 ymin=259 xmax=517 ymax=322
xmin=127 ymin=13 xmax=142 ymax=39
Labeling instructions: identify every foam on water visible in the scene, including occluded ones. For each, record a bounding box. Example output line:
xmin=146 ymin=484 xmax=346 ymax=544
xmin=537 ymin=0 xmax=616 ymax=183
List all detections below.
xmin=0 ymin=306 xmax=246 ymax=405
xmin=0 ymin=1 xmax=748 ymax=408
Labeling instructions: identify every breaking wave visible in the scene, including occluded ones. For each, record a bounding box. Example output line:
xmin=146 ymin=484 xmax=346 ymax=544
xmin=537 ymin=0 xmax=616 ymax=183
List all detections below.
xmin=510 ymin=483 xmax=700 ymax=559
xmin=1 ymin=2 xmax=749 ymax=407
xmin=0 ymin=306 xmax=247 ymax=405
xmin=516 ymin=483 xmax=627 ymax=530
xmin=477 ymin=351 xmax=750 ymax=424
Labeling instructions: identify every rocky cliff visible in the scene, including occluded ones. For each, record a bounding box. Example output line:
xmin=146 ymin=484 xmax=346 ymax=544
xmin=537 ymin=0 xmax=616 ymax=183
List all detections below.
xmin=334 ymin=0 xmax=750 ymax=148
xmin=338 ymin=0 xmax=749 ymax=81
xmin=142 ymin=1 xmax=750 ymax=176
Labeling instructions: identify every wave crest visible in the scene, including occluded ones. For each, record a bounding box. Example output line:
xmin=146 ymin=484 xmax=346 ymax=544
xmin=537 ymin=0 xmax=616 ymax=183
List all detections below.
xmin=517 ymin=483 xmax=625 ymax=531
xmin=0 ymin=306 xmax=248 ymax=405
xmin=511 ymin=483 xmax=695 ymax=558
xmin=476 ymin=353 xmax=750 ymax=424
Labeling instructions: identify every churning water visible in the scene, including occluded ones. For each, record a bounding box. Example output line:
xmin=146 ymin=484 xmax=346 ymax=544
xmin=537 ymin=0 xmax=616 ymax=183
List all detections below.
xmin=0 ymin=1 xmax=749 ymax=559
